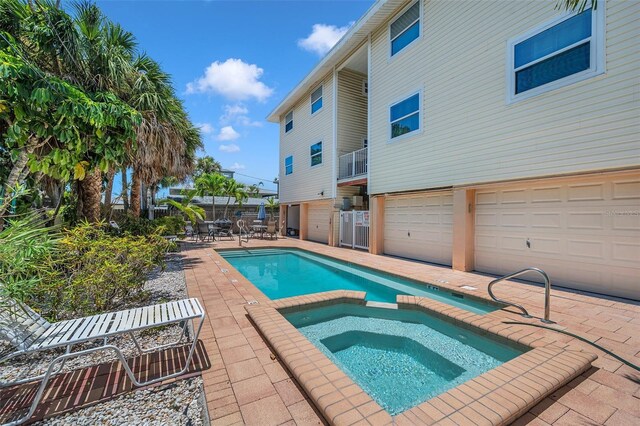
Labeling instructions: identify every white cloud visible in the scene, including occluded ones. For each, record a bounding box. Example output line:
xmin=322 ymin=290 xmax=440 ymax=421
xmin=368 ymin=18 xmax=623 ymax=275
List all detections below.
xmin=196 ymin=122 xmax=215 ymax=134
xmin=228 ymin=162 xmax=245 ymax=170
xmin=216 ymin=126 xmax=240 ymax=141
xmin=298 ymin=23 xmax=352 ymax=56
xmin=219 ymin=144 xmax=240 ymax=153
xmin=186 ymin=58 xmax=274 ymax=102
xmin=220 ymin=104 xmax=263 ymax=128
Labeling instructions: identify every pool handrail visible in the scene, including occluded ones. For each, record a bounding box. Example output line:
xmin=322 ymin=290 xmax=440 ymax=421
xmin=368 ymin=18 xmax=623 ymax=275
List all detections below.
xmin=488 ymin=267 xmax=553 ymax=324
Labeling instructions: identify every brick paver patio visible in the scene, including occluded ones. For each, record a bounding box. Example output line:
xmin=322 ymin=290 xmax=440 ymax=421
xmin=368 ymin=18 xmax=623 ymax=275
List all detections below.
xmin=182 ymin=238 xmax=640 ymax=426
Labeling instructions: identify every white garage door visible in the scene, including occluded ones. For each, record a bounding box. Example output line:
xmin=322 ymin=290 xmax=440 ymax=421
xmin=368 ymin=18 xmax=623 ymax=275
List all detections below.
xmin=475 ymin=175 xmax=640 ymax=300
xmin=307 ymin=203 xmax=330 ymax=244
xmin=384 ymin=193 xmax=453 ymax=266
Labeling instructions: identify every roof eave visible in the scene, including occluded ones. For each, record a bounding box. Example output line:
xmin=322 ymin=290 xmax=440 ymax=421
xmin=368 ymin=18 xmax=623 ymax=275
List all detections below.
xmin=266 ymin=0 xmax=401 ymax=123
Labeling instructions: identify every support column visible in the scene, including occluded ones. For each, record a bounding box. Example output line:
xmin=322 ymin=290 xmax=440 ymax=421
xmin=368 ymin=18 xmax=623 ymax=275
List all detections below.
xmin=279 ymin=204 xmax=287 ymax=237
xmin=369 ymin=195 xmax=385 ymax=255
xmin=452 ymin=188 xmax=475 ymax=272
xmin=299 ymin=203 xmax=309 ymax=241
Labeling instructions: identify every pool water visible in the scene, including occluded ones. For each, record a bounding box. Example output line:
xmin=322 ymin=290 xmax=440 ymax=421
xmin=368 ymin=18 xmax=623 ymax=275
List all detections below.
xmin=285 ymin=304 xmax=525 ymax=415
xmin=220 ymin=248 xmax=496 ymax=314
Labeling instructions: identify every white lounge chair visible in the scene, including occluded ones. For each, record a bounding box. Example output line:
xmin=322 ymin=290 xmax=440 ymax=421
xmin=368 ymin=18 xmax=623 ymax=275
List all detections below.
xmin=0 ymin=297 xmax=205 ymax=425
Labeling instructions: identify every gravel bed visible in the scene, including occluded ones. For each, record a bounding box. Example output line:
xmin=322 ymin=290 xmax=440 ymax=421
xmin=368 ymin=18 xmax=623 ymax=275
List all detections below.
xmin=1 ymin=252 xmax=206 ymax=426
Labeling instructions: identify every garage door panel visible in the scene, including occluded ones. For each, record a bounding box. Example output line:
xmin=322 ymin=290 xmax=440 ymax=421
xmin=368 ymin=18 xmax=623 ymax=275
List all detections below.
xmin=475 ymin=175 xmax=640 ymax=300
xmin=307 ymin=204 xmax=329 ymax=244
xmin=384 ymin=193 xmax=453 ymax=266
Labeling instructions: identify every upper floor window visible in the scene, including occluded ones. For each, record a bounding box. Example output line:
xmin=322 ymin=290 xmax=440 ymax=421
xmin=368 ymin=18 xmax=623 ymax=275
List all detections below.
xmin=311 ymin=86 xmax=323 ymax=114
xmin=362 ymin=80 xmax=368 ymax=96
xmin=390 ymin=1 xmax=420 ymax=57
xmin=390 ymin=92 xmax=420 ymax=139
xmin=508 ymin=6 xmax=604 ymax=102
xmin=310 ymin=142 xmax=323 ymax=166
xmin=285 ymin=155 xmax=293 ymax=175
xmin=284 ymin=111 xmax=293 ymax=133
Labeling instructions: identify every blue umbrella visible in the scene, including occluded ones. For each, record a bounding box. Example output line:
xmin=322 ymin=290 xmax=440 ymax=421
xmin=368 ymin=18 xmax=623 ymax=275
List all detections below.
xmin=257 ymin=202 xmax=266 ymax=221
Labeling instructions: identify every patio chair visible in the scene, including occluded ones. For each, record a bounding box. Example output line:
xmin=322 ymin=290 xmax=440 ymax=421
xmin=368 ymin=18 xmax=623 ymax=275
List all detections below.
xmin=197 ymin=222 xmax=212 ymax=242
xmin=185 ymin=223 xmax=196 ymax=240
xmin=264 ymin=221 xmax=277 ymax=240
xmin=0 ymin=297 xmax=204 ymax=426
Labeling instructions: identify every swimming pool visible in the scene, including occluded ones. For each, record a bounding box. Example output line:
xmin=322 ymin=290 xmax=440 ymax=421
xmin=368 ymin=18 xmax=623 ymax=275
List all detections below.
xmin=220 ymin=248 xmax=497 ymax=314
xmin=285 ymin=303 xmax=525 ymax=415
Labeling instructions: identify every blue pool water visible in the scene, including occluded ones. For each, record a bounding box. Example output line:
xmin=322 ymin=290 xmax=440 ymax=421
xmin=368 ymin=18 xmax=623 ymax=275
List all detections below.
xmin=285 ymin=304 xmax=525 ymax=415
xmin=220 ymin=248 xmax=497 ymax=314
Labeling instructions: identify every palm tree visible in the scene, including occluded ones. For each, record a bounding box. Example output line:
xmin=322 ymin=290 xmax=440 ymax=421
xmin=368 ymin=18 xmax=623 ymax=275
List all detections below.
xmin=266 ymin=197 xmax=279 ymax=220
xmin=159 ymin=190 xmax=204 ymax=224
xmin=194 ymin=173 xmax=227 ymax=220
xmin=193 ymin=156 xmax=222 ymax=181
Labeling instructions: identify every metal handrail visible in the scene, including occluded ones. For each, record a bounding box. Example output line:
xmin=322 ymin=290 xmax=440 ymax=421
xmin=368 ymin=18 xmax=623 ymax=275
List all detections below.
xmin=488 ymin=267 xmax=553 ymax=324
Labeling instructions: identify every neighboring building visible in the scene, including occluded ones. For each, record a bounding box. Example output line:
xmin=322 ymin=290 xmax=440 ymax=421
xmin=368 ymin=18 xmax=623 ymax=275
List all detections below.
xmin=166 ymin=191 xmax=278 ymax=221
xmin=268 ymin=0 xmax=640 ymax=300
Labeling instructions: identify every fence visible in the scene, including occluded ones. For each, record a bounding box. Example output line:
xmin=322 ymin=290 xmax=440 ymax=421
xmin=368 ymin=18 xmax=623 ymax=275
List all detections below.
xmin=339 ymin=210 xmax=370 ymax=250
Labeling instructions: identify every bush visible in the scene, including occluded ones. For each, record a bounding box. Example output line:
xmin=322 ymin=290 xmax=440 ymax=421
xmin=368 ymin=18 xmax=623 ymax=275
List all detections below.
xmin=41 ymin=222 xmax=172 ymax=318
xmin=152 ymin=216 xmax=185 ymax=236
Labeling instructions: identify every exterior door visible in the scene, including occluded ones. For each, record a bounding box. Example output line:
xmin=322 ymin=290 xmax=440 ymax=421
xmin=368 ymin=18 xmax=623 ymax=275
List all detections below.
xmin=307 ymin=203 xmax=330 ymax=244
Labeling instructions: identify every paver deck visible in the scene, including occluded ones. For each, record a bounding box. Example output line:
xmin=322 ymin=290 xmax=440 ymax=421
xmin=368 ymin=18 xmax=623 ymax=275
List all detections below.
xmin=182 ymin=238 xmax=640 ymax=425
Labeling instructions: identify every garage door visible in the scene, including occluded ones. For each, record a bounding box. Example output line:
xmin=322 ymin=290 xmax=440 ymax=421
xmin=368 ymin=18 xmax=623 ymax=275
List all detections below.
xmin=307 ymin=203 xmax=330 ymax=244
xmin=475 ymin=175 xmax=640 ymax=300
xmin=384 ymin=193 xmax=453 ymax=266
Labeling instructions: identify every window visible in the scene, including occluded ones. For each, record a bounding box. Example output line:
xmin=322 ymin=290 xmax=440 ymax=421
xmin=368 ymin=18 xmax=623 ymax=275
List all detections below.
xmin=362 ymin=80 xmax=368 ymax=96
xmin=363 ymin=138 xmax=368 ymax=148
xmin=284 ymin=111 xmax=293 ymax=133
xmin=508 ymin=7 xmax=604 ymax=102
xmin=390 ymin=1 xmax=420 ymax=56
xmin=310 ymin=142 xmax=322 ymax=166
xmin=390 ymin=93 xmax=420 ymax=139
xmin=285 ymin=156 xmax=293 ymax=175
xmin=311 ymin=86 xmax=323 ymax=114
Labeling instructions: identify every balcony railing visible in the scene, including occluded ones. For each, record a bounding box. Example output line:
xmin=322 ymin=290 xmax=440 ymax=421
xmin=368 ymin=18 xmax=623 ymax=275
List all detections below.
xmin=338 ymin=148 xmax=367 ymax=180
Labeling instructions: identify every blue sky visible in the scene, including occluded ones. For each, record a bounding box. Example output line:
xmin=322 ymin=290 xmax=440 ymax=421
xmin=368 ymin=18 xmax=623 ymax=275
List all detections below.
xmin=95 ymin=0 xmax=374 ymax=193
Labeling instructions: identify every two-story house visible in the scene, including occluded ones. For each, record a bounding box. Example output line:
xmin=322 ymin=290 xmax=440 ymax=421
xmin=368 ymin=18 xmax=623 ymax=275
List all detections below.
xmin=268 ymin=0 xmax=639 ymax=300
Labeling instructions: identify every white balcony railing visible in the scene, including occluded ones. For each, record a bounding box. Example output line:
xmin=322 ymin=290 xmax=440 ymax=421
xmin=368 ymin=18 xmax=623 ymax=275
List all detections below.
xmin=338 ymin=148 xmax=367 ymax=180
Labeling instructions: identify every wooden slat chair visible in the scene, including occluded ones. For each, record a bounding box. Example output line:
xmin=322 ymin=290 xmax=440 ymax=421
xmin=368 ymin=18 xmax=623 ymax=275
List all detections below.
xmin=0 ymin=297 xmax=205 ymax=426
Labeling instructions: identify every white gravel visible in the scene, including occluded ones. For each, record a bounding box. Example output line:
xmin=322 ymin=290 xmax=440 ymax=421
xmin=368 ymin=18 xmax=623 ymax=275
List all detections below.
xmin=1 ymin=252 xmax=207 ymax=426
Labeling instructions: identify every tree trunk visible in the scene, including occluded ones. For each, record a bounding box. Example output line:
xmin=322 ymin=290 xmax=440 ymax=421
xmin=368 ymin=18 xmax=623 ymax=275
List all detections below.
xmin=0 ymin=141 xmax=37 ymax=219
xmin=80 ymin=168 xmax=102 ymax=223
xmin=211 ymin=198 xmax=216 ymax=221
xmin=130 ymin=167 xmax=141 ymax=217
xmin=104 ymin=168 xmax=115 ymax=208
xmin=121 ymin=169 xmax=129 ymax=212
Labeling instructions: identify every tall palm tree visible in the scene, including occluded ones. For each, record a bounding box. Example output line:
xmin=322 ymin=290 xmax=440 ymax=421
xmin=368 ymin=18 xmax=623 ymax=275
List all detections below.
xmin=194 ymin=173 xmax=227 ymax=220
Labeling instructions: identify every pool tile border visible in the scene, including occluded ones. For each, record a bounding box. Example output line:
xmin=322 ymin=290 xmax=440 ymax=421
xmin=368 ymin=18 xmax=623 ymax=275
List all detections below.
xmin=246 ymin=291 xmax=597 ymax=425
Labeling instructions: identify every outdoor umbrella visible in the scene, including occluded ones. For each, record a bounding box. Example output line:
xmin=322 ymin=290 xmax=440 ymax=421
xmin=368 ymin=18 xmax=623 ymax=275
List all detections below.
xmin=257 ymin=202 xmax=266 ymax=221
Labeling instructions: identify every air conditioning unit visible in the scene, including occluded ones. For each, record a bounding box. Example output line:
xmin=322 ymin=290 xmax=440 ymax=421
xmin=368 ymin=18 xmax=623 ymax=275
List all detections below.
xmin=352 ymin=196 xmax=363 ymax=207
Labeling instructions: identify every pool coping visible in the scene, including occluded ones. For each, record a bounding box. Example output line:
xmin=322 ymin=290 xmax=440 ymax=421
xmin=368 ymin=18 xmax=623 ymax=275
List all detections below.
xmin=246 ymin=291 xmax=597 ymax=425
xmin=217 ymin=246 xmax=504 ymax=311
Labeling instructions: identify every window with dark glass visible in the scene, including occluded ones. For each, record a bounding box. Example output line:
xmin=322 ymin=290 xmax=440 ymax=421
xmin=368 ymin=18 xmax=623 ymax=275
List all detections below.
xmin=285 ymin=155 xmax=293 ymax=175
xmin=514 ymin=9 xmax=593 ymax=95
xmin=391 ymin=2 xmax=420 ymax=56
xmin=311 ymin=87 xmax=323 ymax=114
xmin=285 ymin=111 xmax=293 ymax=133
xmin=310 ymin=142 xmax=322 ymax=166
xmin=390 ymin=93 xmax=420 ymax=139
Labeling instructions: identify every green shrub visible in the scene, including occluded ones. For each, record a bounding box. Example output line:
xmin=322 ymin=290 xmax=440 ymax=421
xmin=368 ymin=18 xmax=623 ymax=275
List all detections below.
xmin=112 ymin=215 xmax=157 ymax=236
xmin=42 ymin=222 xmax=172 ymax=318
xmin=152 ymin=216 xmax=185 ymax=236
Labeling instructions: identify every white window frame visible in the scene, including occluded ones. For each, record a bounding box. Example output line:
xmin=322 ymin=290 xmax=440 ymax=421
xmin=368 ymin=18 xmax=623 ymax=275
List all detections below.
xmin=284 ymin=111 xmax=294 ymax=133
xmin=506 ymin=5 xmax=605 ymax=104
xmin=310 ymin=86 xmax=323 ymax=115
xmin=388 ymin=90 xmax=422 ymax=143
xmin=388 ymin=0 xmax=422 ymax=59
xmin=310 ymin=141 xmax=323 ymax=167
xmin=284 ymin=155 xmax=293 ymax=175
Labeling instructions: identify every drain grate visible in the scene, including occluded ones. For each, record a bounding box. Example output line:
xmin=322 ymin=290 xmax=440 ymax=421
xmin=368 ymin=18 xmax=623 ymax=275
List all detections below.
xmin=247 ymin=300 xmax=259 ymax=305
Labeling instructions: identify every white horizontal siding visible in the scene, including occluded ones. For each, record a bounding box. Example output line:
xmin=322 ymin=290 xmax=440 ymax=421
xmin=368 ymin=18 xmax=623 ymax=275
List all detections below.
xmin=279 ymin=73 xmax=335 ymax=204
xmin=337 ymin=69 xmax=368 ymax=155
xmin=369 ymin=0 xmax=640 ymax=194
